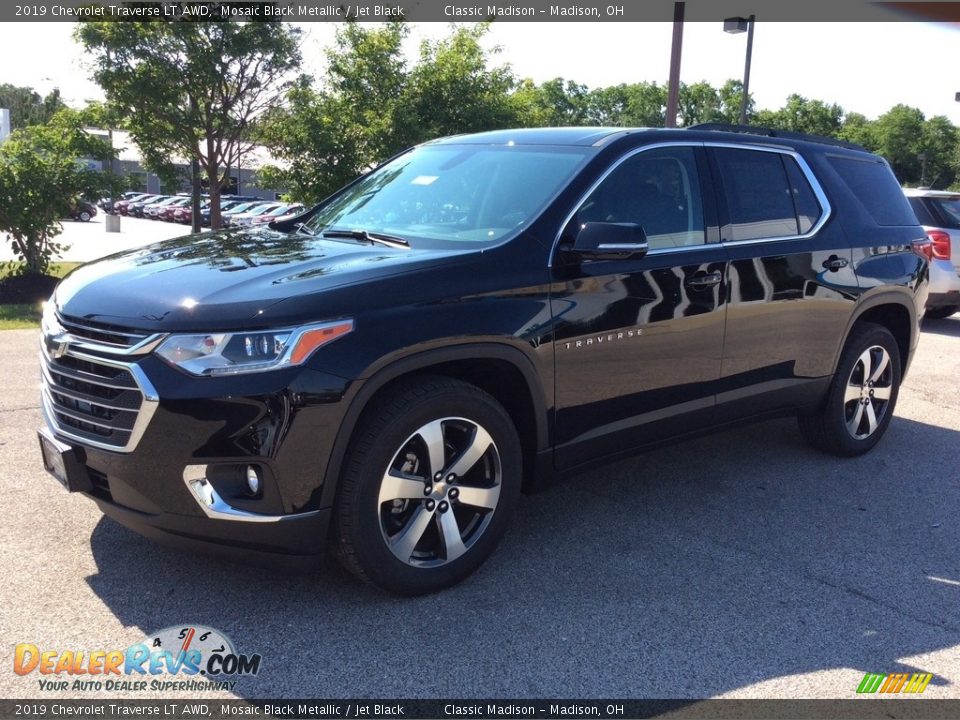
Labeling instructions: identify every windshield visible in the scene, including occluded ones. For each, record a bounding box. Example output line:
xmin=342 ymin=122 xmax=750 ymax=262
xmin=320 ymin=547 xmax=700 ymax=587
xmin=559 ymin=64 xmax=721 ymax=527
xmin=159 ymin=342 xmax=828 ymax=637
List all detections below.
xmin=302 ymin=144 xmax=591 ymax=246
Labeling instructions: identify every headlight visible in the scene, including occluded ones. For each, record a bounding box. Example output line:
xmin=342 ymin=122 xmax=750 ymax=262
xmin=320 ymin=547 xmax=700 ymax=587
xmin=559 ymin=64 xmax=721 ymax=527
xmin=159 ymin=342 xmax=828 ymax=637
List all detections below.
xmin=41 ymin=298 xmax=64 ymax=337
xmin=155 ymin=319 xmax=353 ymax=376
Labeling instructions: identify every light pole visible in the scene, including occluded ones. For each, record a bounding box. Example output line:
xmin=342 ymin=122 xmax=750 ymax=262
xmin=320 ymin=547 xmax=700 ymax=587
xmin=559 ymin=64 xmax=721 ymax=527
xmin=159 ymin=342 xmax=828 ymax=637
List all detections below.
xmin=665 ymin=2 xmax=685 ymax=128
xmin=724 ymin=15 xmax=755 ymax=125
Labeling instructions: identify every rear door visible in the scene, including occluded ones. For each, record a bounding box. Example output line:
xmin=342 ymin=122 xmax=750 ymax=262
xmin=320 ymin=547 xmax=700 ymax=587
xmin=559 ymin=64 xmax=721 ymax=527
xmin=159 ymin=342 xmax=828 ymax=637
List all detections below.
xmin=551 ymin=143 xmax=729 ymax=468
xmin=707 ymin=144 xmax=858 ymax=421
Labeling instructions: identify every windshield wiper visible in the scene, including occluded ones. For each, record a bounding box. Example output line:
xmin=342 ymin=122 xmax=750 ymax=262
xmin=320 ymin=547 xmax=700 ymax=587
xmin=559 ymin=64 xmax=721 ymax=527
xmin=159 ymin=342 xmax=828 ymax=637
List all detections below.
xmin=293 ymin=222 xmax=315 ymax=237
xmin=321 ymin=228 xmax=410 ymax=249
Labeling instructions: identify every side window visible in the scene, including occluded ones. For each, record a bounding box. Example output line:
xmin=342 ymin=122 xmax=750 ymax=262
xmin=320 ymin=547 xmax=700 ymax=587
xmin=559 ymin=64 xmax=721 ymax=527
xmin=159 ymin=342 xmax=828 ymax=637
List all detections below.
xmin=784 ymin=156 xmax=822 ymax=234
xmin=714 ymin=148 xmax=799 ymax=241
xmin=576 ymin=147 xmax=705 ymax=250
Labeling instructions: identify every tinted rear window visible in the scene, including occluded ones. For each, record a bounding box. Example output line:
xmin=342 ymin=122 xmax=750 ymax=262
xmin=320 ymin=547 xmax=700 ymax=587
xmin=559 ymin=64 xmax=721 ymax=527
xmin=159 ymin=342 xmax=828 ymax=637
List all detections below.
xmin=927 ymin=196 xmax=960 ymax=229
xmin=828 ymin=155 xmax=916 ymax=226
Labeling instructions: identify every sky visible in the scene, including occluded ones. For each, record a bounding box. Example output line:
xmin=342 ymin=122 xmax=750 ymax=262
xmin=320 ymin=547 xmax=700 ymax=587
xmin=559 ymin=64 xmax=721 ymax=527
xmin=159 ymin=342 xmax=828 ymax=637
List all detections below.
xmin=2 ymin=20 xmax=960 ymax=124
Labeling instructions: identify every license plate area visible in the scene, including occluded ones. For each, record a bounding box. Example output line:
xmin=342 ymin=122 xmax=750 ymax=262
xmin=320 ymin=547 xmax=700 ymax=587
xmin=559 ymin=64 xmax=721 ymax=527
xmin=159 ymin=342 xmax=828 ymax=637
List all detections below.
xmin=38 ymin=428 xmax=92 ymax=493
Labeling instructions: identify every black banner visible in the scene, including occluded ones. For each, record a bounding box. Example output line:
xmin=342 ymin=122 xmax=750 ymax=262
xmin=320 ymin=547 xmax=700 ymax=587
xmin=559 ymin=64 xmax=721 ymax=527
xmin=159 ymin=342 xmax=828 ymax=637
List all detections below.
xmin=4 ymin=0 xmax=960 ymax=23
xmin=2 ymin=699 xmax=960 ymax=720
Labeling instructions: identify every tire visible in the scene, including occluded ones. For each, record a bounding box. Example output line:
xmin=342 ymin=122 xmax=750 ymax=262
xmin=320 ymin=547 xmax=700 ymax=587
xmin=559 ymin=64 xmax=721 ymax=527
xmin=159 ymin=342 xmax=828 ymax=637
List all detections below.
xmin=79 ymin=211 xmax=91 ymax=222
xmin=924 ymin=305 xmax=959 ymax=320
xmin=332 ymin=375 xmax=522 ymax=595
xmin=798 ymin=322 xmax=901 ymax=457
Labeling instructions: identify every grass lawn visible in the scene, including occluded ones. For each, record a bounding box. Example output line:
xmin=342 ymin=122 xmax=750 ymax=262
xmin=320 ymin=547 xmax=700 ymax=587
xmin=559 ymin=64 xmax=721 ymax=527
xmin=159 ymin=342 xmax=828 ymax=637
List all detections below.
xmin=0 ymin=262 xmax=81 ymax=330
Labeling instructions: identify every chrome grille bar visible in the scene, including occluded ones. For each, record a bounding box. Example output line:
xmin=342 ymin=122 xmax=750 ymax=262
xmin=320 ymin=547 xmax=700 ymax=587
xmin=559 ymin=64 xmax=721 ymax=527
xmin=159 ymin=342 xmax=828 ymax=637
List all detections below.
xmin=39 ymin=339 xmax=159 ymax=453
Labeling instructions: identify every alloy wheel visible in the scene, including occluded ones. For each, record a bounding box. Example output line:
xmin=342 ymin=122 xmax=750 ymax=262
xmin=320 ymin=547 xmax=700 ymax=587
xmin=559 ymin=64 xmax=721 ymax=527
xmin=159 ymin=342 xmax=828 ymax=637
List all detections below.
xmin=843 ymin=345 xmax=894 ymax=439
xmin=378 ymin=417 xmax=501 ymax=568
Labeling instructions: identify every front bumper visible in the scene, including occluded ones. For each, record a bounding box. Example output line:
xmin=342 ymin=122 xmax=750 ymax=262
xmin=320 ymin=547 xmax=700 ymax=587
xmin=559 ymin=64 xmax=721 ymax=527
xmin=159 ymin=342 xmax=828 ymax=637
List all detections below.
xmin=40 ymin=344 xmax=355 ymax=564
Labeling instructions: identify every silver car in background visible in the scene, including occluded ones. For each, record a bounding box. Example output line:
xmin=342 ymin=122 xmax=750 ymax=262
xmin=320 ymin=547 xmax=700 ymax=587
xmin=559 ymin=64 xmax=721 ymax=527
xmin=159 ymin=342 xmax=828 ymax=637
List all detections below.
xmin=904 ymin=188 xmax=960 ymax=319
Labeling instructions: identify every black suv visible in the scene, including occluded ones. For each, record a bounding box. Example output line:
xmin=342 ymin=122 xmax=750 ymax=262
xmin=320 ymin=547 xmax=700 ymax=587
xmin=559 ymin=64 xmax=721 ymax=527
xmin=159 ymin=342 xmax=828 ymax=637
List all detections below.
xmin=38 ymin=126 xmax=928 ymax=594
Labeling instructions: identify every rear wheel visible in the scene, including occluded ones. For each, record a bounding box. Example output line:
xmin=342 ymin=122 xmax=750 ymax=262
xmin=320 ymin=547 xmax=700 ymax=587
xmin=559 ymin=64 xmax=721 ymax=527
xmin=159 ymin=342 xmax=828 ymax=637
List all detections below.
xmin=332 ymin=376 xmax=521 ymax=595
xmin=78 ymin=210 xmax=91 ymax=222
xmin=798 ymin=322 xmax=901 ymax=457
xmin=924 ymin=305 xmax=959 ymax=320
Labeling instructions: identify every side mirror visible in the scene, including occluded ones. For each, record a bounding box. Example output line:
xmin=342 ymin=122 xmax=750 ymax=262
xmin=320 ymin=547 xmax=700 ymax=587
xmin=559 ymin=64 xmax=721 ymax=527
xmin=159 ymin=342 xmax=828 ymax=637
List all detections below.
xmin=569 ymin=222 xmax=648 ymax=261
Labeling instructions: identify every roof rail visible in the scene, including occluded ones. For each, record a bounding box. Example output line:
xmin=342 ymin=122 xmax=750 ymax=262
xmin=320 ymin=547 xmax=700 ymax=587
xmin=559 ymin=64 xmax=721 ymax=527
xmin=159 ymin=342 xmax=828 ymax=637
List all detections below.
xmin=688 ymin=123 xmax=866 ymax=152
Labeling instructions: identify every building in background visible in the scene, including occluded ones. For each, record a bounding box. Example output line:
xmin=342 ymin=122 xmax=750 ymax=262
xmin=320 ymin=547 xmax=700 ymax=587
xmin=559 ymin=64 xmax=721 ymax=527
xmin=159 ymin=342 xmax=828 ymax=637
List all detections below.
xmin=86 ymin=128 xmax=288 ymax=200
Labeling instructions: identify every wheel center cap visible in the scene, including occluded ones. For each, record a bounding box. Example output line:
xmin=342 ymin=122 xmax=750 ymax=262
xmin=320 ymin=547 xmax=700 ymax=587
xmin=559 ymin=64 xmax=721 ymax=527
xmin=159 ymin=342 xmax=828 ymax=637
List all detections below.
xmin=434 ymin=481 xmax=446 ymax=497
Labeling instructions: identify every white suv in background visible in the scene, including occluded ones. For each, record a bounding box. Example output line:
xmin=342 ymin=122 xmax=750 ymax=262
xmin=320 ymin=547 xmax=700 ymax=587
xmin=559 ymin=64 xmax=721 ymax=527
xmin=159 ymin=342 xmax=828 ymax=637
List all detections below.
xmin=904 ymin=188 xmax=960 ymax=319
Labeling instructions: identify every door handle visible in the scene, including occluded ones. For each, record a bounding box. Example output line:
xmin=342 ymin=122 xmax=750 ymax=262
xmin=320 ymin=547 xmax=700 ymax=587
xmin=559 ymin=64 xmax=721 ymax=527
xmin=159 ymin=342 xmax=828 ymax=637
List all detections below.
xmin=822 ymin=255 xmax=849 ymax=271
xmin=685 ymin=271 xmax=722 ymax=289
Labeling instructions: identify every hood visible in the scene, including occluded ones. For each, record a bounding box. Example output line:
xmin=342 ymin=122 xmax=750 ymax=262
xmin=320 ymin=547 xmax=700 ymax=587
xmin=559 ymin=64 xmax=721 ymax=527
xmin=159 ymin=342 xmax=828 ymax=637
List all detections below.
xmin=54 ymin=227 xmax=467 ymax=331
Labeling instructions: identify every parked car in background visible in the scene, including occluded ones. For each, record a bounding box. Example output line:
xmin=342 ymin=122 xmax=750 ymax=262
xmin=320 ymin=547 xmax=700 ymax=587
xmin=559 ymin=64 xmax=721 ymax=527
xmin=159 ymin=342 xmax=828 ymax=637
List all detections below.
xmin=904 ymin=188 xmax=960 ymax=318
xmin=67 ymin=200 xmax=98 ymax=222
xmin=144 ymin=196 xmax=186 ymax=219
xmin=120 ymin=194 xmax=162 ymax=216
xmin=131 ymin=195 xmax=175 ymax=218
xmin=158 ymin=197 xmax=192 ymax=221
xmin=269 ymin=204 xmax=308 ymax=226
xmin=219 ymin=201 xmax=266 ymax=226
xmin=171 ymin=204 xmax=194 ymax=224
xmin=229 ymin=202 xmax=283 ymax=227
xmin=113 ymin=193 xmax=153 ymax=216
xmin=200 ymin=198 xmax=259 ymax=226
xmin=246 ymin=203 xmax=305 ymax=226
xmin=99 ymin=191 xmax=142 ymax=215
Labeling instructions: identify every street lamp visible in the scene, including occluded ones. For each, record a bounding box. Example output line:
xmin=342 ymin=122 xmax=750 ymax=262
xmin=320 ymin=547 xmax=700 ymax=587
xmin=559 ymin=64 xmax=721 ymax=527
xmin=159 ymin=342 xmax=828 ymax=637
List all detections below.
xmin=724 ymin=14 xmax=756 ymax=125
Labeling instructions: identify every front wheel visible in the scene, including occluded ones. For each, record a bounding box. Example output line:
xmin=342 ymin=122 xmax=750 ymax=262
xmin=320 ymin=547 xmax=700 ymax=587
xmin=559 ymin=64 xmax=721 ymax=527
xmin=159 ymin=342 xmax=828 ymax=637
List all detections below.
xmin=798 ymin=322 xmax=901 ymax=457
xmin=332 ymin=376 xmax=521 ymax=595
xmin=78 ymin=211 xmax=91 ymax=222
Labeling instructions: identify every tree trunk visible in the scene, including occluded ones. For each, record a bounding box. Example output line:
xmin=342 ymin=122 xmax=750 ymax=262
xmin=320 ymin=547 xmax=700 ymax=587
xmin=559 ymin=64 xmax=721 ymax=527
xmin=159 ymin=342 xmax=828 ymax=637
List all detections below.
xmin=191 ymin=157 xmax=202 ymax=235
xmin=207 ymin=135 xmax=222 ymax=230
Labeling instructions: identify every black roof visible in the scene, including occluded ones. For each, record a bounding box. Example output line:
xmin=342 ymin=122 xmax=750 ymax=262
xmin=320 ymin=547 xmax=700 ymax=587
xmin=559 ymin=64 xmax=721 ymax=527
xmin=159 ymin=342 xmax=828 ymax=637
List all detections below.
xmin=429 ymin=125 xmax=869 ymax=154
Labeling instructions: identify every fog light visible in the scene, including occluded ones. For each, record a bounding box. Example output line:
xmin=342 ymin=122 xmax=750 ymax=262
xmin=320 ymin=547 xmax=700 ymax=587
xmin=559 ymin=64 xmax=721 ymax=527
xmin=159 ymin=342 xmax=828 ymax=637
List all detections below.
xmin=245 ymin=465 xmax=261 ymax=495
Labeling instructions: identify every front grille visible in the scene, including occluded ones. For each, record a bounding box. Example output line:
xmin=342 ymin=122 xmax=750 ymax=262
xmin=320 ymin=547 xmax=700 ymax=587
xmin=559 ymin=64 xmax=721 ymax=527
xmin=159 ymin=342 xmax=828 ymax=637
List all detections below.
xmin=57 ymin=313 xmax=153 ymax=350
xmin=40 ymin=344 xmax=159 ymax=453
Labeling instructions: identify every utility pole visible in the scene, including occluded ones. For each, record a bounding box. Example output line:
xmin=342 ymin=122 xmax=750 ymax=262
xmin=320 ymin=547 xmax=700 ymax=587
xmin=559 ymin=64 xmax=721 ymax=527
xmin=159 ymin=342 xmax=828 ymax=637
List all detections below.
xmin=665 ymin=2 xmax=685 ymax=128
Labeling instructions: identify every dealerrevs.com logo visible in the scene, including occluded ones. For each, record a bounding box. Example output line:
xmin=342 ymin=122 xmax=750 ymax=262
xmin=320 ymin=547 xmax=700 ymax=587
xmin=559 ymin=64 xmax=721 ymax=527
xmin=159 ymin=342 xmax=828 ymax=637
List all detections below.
xmin=14 ymin=625 xmax=261 ymax=693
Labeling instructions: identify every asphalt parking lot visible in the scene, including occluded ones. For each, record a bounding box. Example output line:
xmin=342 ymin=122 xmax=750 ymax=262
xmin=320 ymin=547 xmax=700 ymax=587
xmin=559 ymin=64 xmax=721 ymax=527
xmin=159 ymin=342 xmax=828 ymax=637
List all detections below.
xmin=1 ymin=316 xmax=958 ymax=701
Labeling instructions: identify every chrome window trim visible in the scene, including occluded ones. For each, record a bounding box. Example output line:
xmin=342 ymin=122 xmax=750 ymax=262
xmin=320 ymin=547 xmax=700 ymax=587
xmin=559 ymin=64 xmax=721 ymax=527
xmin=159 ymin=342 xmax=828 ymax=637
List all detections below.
xmin=549 ymin=140 xmax=833 ymax=265
xmin=707 ymin=142 xmax=833 ymax=247
xmin=39 ymin=339 xmax=159 ymax=454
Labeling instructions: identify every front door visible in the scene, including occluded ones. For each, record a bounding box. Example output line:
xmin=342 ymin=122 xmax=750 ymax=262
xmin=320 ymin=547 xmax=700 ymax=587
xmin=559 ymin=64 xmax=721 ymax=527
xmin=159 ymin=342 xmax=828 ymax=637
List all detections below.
xmin=551 ymin=144 xmax=729 ymax=469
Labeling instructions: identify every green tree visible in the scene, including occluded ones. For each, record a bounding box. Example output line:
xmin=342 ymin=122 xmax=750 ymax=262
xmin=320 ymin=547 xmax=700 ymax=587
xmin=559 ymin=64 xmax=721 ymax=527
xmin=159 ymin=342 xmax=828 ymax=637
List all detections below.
xmin=677 ymin=81 xmax=721 ymax=126
xmin=76 ymin=20 xmax=301 ymax=229
xmin=870 ymin=104 xmax=927 ymax=184
xmin=404 ymin=24 xmax=518 ymax=141
xmin=584 ymin=82 xmax=666 ymax=127
xmin=0 ymin=109 xmax=121 ymax=275
xmin=919 ymin=115 xmax=958 ymax=188
xmin=0 ymin=84 xmax=66 ymax=130
xmin=260 ymin=22 xmax=518 ymax=204
xmin=838 ymin=111 xmax=875 ymax=149
xmin=754 ymin=94 xmax=844 ymax=137
xmin=512 ymin=78 xmax=588 ymax=127
xmin=717 ymin=79 xmax=752 ymax=124
xmin=258 ymin=22 xmax=410 ymax=204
